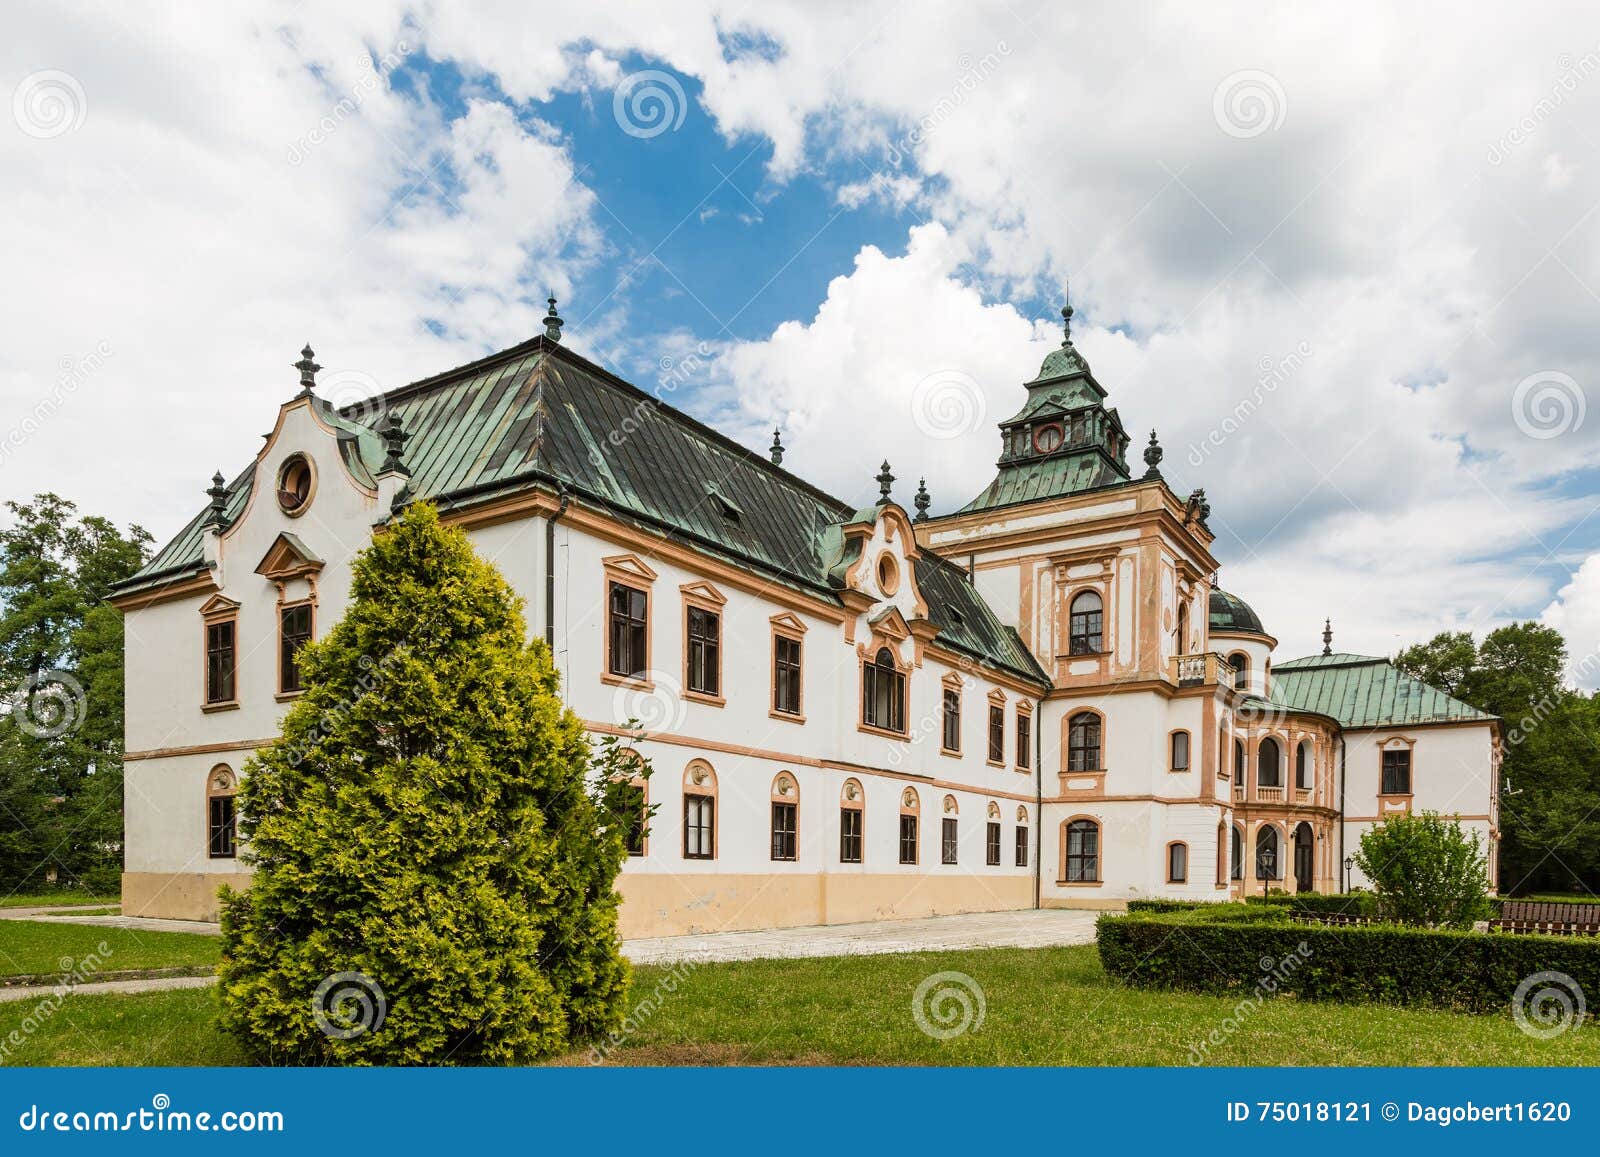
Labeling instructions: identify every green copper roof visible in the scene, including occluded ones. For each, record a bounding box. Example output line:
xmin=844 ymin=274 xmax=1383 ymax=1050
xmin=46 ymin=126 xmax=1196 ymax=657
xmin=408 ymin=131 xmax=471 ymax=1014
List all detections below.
xmin=1272 ymin=653 xmax=1496 ymax=729
xmin=1209 ymin=587 xmax=1266 ymax=635
xmin=120 ymin=337 xmax=1047 ymax=685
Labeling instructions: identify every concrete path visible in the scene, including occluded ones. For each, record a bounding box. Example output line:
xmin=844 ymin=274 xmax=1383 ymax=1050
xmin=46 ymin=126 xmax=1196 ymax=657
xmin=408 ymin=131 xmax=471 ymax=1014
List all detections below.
xmin=0 ymin=975 xmax=215 ymax=1004
xmin=622 ymin=908 xmax=1102 ymax=964
xmin=0 ymin=907 xmax=221 ymax=936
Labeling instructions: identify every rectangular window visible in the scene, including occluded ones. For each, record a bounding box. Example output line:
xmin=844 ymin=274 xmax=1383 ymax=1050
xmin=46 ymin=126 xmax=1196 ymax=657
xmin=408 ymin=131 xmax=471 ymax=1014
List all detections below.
xmin=1016 ymin=713 xmax=1031 ymax=769
xmin=1168 ymin=843 xmax=1188 ymax=883
xmin=770 ymin=801 xmax=797 ymax=861
xmin=1015 ymin=825 xmax=1029 ymax=867
xmin=1171 ymin=731 xmax=1191 ymax=770
xmin=1065 ymin=823 xmax=1099 ymax=882
xmin=686 ymin=606 xmax=720 ymax=696
xmin=941 ymin=687 xmax=961 ymax=752
xmin=683 ymin=794 xmax=715 ymax=859
xmin=1381 ymin=749 xmax=1412 ymax=795
xmin=607 ymin=582 xmax=648 ymax=679
xmin=773 ymin=634 xmax=802 ymax=715
xmin=987 ymin=705 xmax=1005 ymax=763
xmin=898 ymin=814 xmax=918 ymax=864
xmin=941 ymin=817 xmax=959 ymax=865
xmin=205 ymin=619 xmax=236 ymax=704
xmin=279 ymin=604 xmax=313 ymax=694
xmin=862 ymin=655 xmax=906 ymax=733
xmin=208 ymin=795 xmax=236 ymax=859
xmin=617 ymin=782 xmax=647 ymax=857
xmin=840 ymin=808 xmax=863 ymax=864
xmin=986 ymin=821 xmax=1001 ymax=866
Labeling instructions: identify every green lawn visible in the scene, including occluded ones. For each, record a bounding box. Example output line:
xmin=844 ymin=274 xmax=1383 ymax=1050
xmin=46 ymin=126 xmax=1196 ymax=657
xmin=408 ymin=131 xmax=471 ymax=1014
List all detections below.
xmin=0 ymin=891 xmax=120 ymax=909
xmin=2 ymin=944 xmax=1596 ymax=1067
xmin=0 ymin=920 xmax=219 ymax=979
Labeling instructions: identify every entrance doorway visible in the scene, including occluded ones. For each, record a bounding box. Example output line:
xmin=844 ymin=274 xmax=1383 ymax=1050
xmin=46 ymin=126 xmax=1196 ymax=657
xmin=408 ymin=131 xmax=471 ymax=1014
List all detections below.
xmin=1293 ymin=823 xmax=1314 ymax=892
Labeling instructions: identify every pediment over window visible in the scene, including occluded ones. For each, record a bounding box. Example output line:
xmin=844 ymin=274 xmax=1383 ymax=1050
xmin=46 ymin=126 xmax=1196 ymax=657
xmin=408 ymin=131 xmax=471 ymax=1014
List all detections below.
xmin=602 ymin=552 xmax=659 ymax=584
xmin=769 ymin=611 xmax=807 ymax=635
xmin=198 ymin=593 xmax=240 ymax=619
xmin=868 ymin=605 xmax=911 ymax=641
xmin=254 ymin=532 xmax=324 ymax=581
xmin=680 ymin=579 xmax=726 ymax=606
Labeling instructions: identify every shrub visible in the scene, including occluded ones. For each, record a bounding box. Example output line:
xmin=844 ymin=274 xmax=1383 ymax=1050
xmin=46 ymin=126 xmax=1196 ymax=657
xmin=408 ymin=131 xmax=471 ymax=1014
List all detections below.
xmin=1125 ymin=899 xmax=1212 ymax=913
xmin=1098 ymin=912 xmax=1600 ymax=1015
xmin=1354 ymin=811 xmax=1491 ymax=928
xmin=1244 ymin=891 xmax=1378 ymax=917
xmin=218 ymin=503 xmax=648 ymax=1064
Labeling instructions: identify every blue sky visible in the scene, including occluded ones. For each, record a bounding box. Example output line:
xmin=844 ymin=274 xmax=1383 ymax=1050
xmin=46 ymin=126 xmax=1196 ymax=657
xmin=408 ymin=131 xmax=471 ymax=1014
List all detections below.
xmin=7 ymin=3 xmax=1600 ymax=669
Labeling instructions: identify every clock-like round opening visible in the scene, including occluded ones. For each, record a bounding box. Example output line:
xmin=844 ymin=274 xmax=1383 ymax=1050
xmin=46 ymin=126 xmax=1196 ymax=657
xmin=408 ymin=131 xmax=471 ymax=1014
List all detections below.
xmin=277 ymin=454 xmax=315 ymax=516
xmin=877 ymin=553 xmax=900 ymax=595
xmin=1033 ymin=423 xmax=1065 ymax=453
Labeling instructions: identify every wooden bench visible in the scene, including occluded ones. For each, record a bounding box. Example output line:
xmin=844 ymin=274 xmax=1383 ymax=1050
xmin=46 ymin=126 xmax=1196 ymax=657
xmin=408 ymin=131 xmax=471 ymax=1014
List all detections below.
xmin=1491 ymin=901 xmax=1600 ymax=937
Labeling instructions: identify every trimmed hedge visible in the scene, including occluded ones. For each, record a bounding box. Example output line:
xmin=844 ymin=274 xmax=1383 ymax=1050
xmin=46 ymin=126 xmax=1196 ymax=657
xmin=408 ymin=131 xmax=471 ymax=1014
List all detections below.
xmin=1098 ymin=911 xmax=1600 ymax=1015
xmin=1244 ymin=891 xmax=1379 ymax=916
xmin=1125 ymin=899 xmax=1213 ymax=914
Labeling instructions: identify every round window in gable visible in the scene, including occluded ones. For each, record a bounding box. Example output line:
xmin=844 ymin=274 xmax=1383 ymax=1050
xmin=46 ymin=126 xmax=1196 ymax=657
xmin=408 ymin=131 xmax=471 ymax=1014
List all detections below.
xmin=276 ymin=454 xmax=315 ymax=516
xmin=877 ymin=553 xmax=900 ymax=596
xmin=1033 ymin=423 xmax=1065 ymax=454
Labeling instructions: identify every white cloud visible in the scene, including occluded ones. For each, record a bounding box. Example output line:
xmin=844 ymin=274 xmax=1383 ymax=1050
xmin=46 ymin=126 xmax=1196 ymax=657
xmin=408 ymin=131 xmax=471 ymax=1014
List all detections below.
xmin=1542 ymin=554 xmax=1600 ymax=686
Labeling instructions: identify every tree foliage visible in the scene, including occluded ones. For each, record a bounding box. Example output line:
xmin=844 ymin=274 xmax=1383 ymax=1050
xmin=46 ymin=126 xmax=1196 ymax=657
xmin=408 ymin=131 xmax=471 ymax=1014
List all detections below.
xmin=0 ymin=495 xmax=149 ymax=893
xmin=1353 ymin=811 xmax=1491 ymax=929
xmin=1396 ymin=623 xmax=1600 ymax=896
xmin=218 ymin=503 xmax=645 ymax=1064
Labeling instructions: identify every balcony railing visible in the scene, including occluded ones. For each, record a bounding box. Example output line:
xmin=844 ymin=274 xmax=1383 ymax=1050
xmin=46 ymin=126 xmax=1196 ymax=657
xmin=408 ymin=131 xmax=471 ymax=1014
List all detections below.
xmin=1256 ymin=786 xmax=1285 ymax=802
xmin=1171 ymin=652 xmax=1238 ymax=690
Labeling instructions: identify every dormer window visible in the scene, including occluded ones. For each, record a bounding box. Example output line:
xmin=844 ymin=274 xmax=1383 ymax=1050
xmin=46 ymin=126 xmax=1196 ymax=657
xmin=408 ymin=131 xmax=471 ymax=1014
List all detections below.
xmin=1033 ymin=423 xmax=1064 ymax=454
xmin=277 ymin=454 xmax=314 ymax=516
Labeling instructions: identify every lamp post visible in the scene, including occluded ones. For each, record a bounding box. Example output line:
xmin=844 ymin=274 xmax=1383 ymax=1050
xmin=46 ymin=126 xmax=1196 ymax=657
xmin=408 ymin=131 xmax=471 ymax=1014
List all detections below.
xmin=1343 ymin=855 xmax=1354 ymax=893
xmin=1260 ymin=846 xmax=1276 ymax=899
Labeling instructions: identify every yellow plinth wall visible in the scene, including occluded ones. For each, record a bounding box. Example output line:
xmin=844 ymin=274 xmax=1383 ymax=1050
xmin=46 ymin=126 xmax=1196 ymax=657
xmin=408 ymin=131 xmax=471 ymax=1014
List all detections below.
xmin=123 ymin=870 xmax=1034 ymax=935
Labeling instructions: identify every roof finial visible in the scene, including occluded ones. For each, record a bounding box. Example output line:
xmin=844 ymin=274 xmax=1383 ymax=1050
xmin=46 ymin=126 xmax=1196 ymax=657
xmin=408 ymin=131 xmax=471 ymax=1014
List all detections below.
xmin=1142 ymin=429 xmax=1164 ymax=479
xmin=914 ymin=477 xmax=931 ymax=522
xmin=770 ymin=427 xmax=784 ymax=466
xmin=1322 ymin=618 xmax=1333 ymax=656
xmin=204 ymin=470 xmax=228 ymax=528
xmin=294 ymin=344 xmax=321 ymax=395
xmin=543 ymin=294 xmax=564 ymax=343
xmin=1060 ymin=279 xmax=1074 ymax=347
xmin=378 ymin=411 xmax=412 ymax=477
xmin=876 ymin=460 xmax=894 ymax=503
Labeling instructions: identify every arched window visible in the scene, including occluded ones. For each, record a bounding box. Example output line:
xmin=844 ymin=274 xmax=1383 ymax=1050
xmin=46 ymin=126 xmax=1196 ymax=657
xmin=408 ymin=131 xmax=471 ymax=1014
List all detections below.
xmin=1257 ymin=737 xmax=1281 ymax=788
xmin=1175 ymin=603 xmax=1189 ymax=656
xmin=1255 ymin=825 xmax=1281 ymax=880
xmin=683 ymin=760 xmax=717 ymax=860
xmin=1216 ymin=822 xmax=1228 ymax=885
xmin=1169 ymin=730 xmax=1190 ymax=771
xmin=770 ymin=773 xmax=797 ymax=862
xmin=1230 ymin=824 xmax=1243 ymax=880
xmin=862 ymin=646 xmax=906 ymax=733
xmin=839 ymin=779 xmax=864 ymax=864
xmin=1227 ymin=652 xmax=1249 ymax=685
xmin=1064 ymin=818 xmax=1100 ymax=882
xmin=1167 ymin=841 xmax=1188 ymax=883
xmin=1295 ymin=741 xmax=1311 ymax=790
xmin=207 ymin=765 xmax=237 ymax=859
xmin=1068 ymin=590 xmax=1103 ymax=655
xmin=1233 ymin=739 xmax=1245 ymax=779
xmin=1067 ymin=712 xmax=1102 ymax=771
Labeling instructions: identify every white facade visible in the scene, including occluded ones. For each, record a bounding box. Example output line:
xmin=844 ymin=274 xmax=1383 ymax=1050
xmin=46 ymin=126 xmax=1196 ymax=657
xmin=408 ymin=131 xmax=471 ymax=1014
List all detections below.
xmin=114 ymin=335 xmax=1501 ymax=932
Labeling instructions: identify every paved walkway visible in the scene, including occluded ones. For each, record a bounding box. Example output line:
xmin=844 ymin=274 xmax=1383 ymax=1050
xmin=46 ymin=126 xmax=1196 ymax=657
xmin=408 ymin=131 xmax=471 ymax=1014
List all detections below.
xmin=0 ymin=975 xmax=215 ymax=1004
xmin=0 ymin=906 xmax=221 ymax=936
xmin=622 ymin=908 xmax=1101 ymax=964
xmin=1 ymin=906 xmax=1103 ymax=966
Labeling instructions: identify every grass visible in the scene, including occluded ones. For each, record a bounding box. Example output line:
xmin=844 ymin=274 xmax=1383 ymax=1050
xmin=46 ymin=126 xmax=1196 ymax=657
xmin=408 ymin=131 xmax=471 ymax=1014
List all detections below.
xmin=2 ymin=944 xmax=1596 ymax=1067
xmin=0 ymin=920 xmax=219 ymax=980
xmin=0 ymin=891 xmax=120 ymax=909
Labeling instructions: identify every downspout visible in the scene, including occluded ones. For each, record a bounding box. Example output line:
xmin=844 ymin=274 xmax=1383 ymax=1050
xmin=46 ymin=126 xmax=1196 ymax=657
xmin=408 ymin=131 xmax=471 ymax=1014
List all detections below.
xmin=1337 ymin=730 xmax=1347 ymax=893
xmin=1034 ymin=699 xmax=1043 ymax=909
xmin=544 ymin=482 xmax=571 ymax=652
